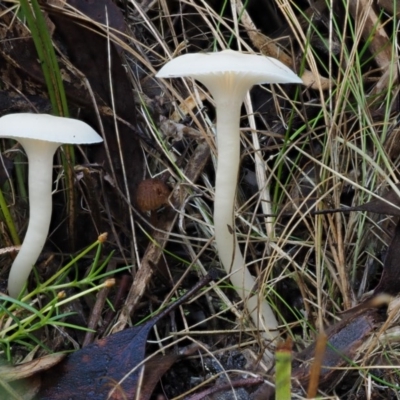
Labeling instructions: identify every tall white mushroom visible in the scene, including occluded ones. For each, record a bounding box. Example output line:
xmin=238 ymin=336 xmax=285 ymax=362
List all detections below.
xmin=157 ymin=50 xmax=302 ymax=339
xmin=0 ymin=113 xmax=103 ymax=298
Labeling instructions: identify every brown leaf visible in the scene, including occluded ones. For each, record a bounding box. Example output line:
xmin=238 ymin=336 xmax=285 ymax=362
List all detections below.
xmin=0 ymin=353 xmax=66 ymax=382
xmin=349 ymin=0 xmax=396 ymax=77
xmin=292 ymin=308 xmax=383 ymax=391
xmin=354 ymin=185 xmax=400 ymax=216
xmin=373 ymin=220 xmax=400 ymax=296
xmin=0 ymin=354 xmax=65 ymax=400
xmin=292 ymin=184 xmax=400 ymax=217
xmin=47 ymin=2 xmax=142 ymax=148
xmin=140 ymin=354 xmax=181 ymax=400
xmin=47 ymin=0 xmax=145 ymax=247
xmin=0 ymin=7 xmax=90 ymax=110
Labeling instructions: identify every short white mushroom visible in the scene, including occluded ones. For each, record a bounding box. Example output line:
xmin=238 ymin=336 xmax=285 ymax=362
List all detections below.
xmin=0 ymin=113 xmax=103 ymax=298
xmin=157 ymin=50 xmax=302 ymax=340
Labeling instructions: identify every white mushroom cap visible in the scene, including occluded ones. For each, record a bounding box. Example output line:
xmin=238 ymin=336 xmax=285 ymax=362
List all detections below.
xmin=156 ymin=49 xmax=303 ymax=85
xmin=0 ymin=114 xmax=102 ymax=144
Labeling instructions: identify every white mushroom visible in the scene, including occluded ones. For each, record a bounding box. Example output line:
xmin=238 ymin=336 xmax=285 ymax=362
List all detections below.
xmin=157 ymin=50 xmax=302 ymax=339
xmin=0 ymin=113 xmax=103 ymax=298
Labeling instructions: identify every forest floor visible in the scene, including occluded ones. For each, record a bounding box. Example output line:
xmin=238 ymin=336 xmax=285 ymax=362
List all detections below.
xmin=1 ymin=0 xmax=400 ymax=399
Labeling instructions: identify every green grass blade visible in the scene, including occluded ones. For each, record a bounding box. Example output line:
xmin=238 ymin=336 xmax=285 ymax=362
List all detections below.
xmin=275 ymin=339 xmax=292 ymax=400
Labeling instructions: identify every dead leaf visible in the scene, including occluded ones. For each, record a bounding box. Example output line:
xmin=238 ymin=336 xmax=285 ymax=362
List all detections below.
xmin=374 ymin=220 xmax=400 ymax=296
xmin=0 ymin=353 xmax=66 ymax=382
xmin=0 ymin=374 xmax=41 ymax=400
xmin=140 ymin=344 xmax=201 ymax=400
xmin=355 ymin=185 xmax=400 ymax=216
xmin=171 ymin=93 xmax=207 ymax=122
xmin=236 ymin=0 xmax=332 ymax=91
xmin=48 ymin=0 xmax=144 ymax=197
xmin=378 ymin=0 xmax=400 ymax=16
xmin=0 ymin=354 xmax=65 ymax=400
xmin=285 ymin=184 xmax=400 ymax=217
xmin=292 ymin=308 xmax=383 ymax=391
xmin=36 ymin=271 xmax=216 ymax=399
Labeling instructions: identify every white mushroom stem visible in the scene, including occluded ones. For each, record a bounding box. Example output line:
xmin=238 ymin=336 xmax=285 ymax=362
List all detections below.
xmin=8 ymin=139 xmax=60 ymax=298
xmin=205 ymin=79 xmax=279 ymax=340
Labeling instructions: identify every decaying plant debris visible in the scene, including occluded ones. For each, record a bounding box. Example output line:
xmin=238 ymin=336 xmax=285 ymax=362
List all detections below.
xmin=1 ymin=0 xmax=400 ymax=399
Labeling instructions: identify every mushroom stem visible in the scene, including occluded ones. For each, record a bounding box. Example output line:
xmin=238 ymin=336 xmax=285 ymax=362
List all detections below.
xmin=8 ymin=139 xmax=60 ymax=298
xmin=210 ymin=88 xmax=279 ymax=340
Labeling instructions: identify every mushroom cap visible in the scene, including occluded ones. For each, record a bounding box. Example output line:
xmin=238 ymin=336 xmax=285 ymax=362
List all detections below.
xmin=0 ymin=114 xmax=103 ymax=144
xmin=156 ymin=49 xmax=303 ymax=85
xmin=136 ymin=178 xmax=171 ymax=212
